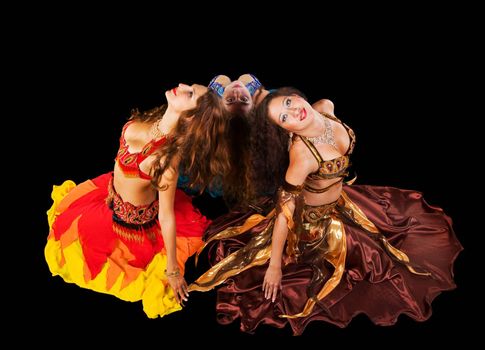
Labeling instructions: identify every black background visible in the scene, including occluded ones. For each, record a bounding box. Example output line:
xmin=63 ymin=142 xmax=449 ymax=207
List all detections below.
xmin=16 ymin=19 xmax=475 ymax=342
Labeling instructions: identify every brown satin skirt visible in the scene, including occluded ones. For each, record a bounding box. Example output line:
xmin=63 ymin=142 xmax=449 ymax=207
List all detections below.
xmin=195 ymin=185 xmax=463 ymax=335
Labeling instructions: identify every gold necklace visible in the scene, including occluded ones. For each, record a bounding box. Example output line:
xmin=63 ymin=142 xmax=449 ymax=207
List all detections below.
xmin=150 ymin=119 xmax=166 ymax=139
xmin=306 ymin=115 xmax=337 ymax=148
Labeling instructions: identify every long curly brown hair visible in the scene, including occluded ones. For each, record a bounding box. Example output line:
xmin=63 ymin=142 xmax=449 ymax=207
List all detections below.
xmin=129 ymin=105 xmax=167 ymax=122
xmin=249 ymin=87 xmax=308 ymax=197
xmin=151 ymin=90 xmax=252 ymax=206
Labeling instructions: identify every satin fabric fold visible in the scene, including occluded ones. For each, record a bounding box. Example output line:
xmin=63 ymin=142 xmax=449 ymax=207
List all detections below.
xmin=190 ymin=185 xmax=463 ymax=335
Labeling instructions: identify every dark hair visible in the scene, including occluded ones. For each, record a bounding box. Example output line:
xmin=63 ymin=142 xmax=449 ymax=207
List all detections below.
xmin=249 ymin=87 xmax=308 ymax=197
xmin=151 ymin=90 xmax=251 ymax=205
xmin=224 ymin=112 xmax=253 ymax=206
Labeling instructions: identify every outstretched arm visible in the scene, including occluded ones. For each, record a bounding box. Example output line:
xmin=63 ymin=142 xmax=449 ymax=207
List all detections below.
xmin=158 ymin=155 xmax=187 ymax=305
xmin=263 ymin=205 xmax=292 ymax=302
xmin=263 ymin=148 xmax=314 ymax=302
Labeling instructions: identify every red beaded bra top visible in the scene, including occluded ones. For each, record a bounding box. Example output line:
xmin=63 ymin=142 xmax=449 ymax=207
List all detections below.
xmin=116 ymin=121 xmax=167 ymax=180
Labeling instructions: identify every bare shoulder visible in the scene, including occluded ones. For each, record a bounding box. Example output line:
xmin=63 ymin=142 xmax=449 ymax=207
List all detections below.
xmin=237 ymin=74 xmax=253 ymax=85
xmin=289 ymin=140 xmax=319 ymax=173
xmin=253 ymin=88 xmax=269 ymax=107
xmin=312 ymin=99 xmax=335 ymax=115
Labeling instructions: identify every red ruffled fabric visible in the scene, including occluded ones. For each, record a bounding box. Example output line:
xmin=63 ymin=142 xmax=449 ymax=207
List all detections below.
xmin=51 ymin=172 xmax=210 ymax=279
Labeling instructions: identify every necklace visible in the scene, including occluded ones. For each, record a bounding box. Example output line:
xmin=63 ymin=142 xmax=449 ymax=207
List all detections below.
xmin=306 ymin=115 xmax=337 ymax=148
xmin=150 ymin=119 xmax=166 ymax=139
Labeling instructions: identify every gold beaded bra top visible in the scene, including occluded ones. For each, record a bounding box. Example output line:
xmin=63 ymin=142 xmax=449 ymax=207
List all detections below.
xmin=297 ymin=113 xmax=356 ymax=193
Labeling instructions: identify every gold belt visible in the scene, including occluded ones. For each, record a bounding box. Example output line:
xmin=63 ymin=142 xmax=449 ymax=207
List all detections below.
xmin=302 ymin=199 xmax=339 ymax=224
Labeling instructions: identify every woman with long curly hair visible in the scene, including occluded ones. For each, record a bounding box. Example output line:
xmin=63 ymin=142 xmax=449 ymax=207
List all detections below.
xmin=176 ymin=74 xmax=262 ymax=202
xmin=208 ymin=73 xmax=269 ymax=118
xmin=189 ymin=87 xmax=463 ymax=335
xmin=45 ymin=83 xmax=245 ymax=318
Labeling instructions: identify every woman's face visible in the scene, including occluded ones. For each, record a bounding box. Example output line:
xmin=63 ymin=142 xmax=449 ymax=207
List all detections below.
xmin=222 ymin=81 xmax=253 ymax=115
xmin=267 ymin=95 xmax=312 ymax=132
xmin=165 ymin=83 xmax=208 ymax=113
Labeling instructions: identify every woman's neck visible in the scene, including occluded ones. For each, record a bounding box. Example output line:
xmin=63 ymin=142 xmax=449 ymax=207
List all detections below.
xmin=158 ymin=108 xmax=180 ymax=135
xmin=298 ymin=109 xmax=325 ymax=138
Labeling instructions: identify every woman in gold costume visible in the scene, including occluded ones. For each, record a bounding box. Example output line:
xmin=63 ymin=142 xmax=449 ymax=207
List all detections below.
xmin=189 ymin=88 xmax=463 ymax=335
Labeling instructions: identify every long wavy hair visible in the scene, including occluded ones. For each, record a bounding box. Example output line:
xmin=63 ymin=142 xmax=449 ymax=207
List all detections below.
xmin=129 ymin=105 xmax=167 ymax=122
xmin=249 ymin=87 xmax=308 ymax=197
xmin=151 ymin=90 xmax=251 ymax=206
xmin=225 ymin=110 xmax=253 ymax=206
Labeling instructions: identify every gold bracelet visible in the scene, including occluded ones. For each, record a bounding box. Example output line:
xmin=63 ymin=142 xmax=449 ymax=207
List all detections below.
xmin=165 ymin=269 xmax=180 ymax=278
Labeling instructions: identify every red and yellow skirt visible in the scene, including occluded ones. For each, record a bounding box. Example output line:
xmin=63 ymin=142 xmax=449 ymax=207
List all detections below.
xmin=45 ymin=172 xmax=209 ymax=318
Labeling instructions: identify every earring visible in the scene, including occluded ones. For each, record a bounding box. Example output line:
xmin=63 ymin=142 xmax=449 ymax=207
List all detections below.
xmin=287 ymin=132 xmax=294 ymax=151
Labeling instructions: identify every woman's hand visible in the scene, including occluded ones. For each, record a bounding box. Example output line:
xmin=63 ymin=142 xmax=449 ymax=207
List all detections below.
xmin=262 ymin=265 xmax=282 ymax=302
xmin=166 ymin=270 xmax=189 ymax=305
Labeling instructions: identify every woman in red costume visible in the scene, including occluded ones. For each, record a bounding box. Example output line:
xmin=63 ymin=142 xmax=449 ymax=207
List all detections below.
xmin=189 ymin=88 xmax=463 ymax=335
xmin=45 ymin=83 xmax=242 ymax=318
